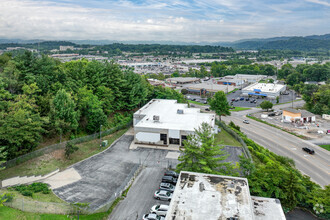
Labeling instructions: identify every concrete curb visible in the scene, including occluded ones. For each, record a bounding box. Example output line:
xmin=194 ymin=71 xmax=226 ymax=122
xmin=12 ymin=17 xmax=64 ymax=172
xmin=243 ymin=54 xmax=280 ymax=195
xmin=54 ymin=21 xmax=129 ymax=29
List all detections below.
xmin=1 ymin=169 xmax=60 ymax=188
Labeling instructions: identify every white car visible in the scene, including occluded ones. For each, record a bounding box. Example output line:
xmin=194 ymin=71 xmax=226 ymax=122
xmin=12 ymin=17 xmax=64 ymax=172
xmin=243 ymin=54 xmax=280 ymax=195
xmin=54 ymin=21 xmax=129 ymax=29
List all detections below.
xmin=150 ymin=204 xmax=169 ymax=216
xmin=142 ymin=213 xmax=165 ymax=220
xmin=154 ymin=190 xmax=172 ymax=201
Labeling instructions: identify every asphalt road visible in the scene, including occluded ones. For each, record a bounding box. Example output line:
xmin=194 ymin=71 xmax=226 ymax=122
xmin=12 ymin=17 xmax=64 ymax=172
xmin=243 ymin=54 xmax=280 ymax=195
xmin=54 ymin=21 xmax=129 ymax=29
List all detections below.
xmin=223 ymin=112 xmax=330 ymax=187
xmin=109 ymin=167 xmax=169 ymax=220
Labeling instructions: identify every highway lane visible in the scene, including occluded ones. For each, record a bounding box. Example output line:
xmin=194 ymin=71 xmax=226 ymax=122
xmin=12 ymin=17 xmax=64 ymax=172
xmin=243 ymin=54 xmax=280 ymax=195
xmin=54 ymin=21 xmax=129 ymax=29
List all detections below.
xmin=223 ymin=113 xmax=330 ymax=187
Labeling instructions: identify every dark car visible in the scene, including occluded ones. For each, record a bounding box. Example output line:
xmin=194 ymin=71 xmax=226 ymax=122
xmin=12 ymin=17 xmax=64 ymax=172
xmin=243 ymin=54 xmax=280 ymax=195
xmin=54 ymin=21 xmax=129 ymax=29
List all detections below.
xmin=162 ymin=176 xmax=177 ymax=184
xmin=250 ymin=99 xmax=255 ymax=103
xmin=231 ymin=98 xmax=235 ymax=102
xmin=240 ymin=97 xmax=244 ymax=101
xmin=245 ymin=98 xmax=250 ymax=101
xmin=302 ymin=147 xmax=315 ymax=154
xmin=164 ymin=170 xmax=179 ymax=178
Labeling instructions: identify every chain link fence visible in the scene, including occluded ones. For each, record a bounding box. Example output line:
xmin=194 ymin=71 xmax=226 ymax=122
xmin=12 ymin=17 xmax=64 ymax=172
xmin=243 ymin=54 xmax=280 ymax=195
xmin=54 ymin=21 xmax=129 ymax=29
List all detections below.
xmin=4 ymin=198 xmax=76 ymax=215
xmin=0 ymin=121 xmax=132 ymax=169
xmin=216 ymin=119 xmax=253 ymax=161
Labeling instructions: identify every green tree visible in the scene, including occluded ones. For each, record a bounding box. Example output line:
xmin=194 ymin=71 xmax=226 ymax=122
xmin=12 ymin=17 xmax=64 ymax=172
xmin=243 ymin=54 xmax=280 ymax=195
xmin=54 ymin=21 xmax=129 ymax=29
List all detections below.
xmin=260 ymin=100 xmax=273 ymax=111
xmin=0 ymin=84 xmax=46 ymax=159
xmin=76 ymin=87 xmax=107 ymax=133
xmin=209 ymin=91 xmax=231 ymax=121
xmin=51 ymin=89 xmax=79 ymax=141
xmin=65 ymin=142 xmax=78 ymax=159
xmin=176 ymin=123 xmax=235 ymax=175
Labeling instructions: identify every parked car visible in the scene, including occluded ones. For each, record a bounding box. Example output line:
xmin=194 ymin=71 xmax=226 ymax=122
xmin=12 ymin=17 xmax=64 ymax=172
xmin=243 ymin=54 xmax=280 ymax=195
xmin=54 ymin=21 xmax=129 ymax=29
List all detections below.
xmin=243 ymin=120 xmax=250 ymax=124
xmin=326 ymin=130 xmax=330 ymax=135
xmin=164 ymin=170 xmax=179 ymax=178
xmin=302 ymin=147 xmax=315 ymax=154
xmin=231 ymin=98 xmax=235 ymax=102
xmin=235 ymin=97 xmax=239 ymax=102
xmin=250 ymin=99 xmax=255 ymax=103
xmin=240 ymin=97 xmax=244 ymax=101
xmin=245 ymin=98 xmax=250 ymax=101
xmin=162 ymin=176 xmax=177 ymax=184
xmin=154 ymin=190 xmax=172 ymax=201
xmin=150 ymin=204 xmax=169 ymax=216
xmin=159 ymin=182 xmax=175 ymax=192
xmin=205 ymin=108 xmax=210 ymax=111
xmin=142 ymin=213 xmax=165 ymax=220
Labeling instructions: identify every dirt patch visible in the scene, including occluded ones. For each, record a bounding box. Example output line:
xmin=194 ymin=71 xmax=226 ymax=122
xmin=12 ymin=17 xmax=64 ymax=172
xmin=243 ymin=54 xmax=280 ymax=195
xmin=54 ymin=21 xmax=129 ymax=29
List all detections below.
xmin=50 ymin=149 xmax=65 ymax=160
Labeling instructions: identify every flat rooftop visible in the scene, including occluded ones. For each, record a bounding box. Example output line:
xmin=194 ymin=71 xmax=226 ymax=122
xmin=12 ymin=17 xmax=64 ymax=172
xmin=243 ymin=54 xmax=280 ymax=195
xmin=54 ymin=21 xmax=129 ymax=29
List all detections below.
xmin=251 ymin=196 xmax=286 ymax=220
xmin=243 ymin=83 xmax=285 ymax=93
xmin=167 ymin=77 xmax=200 ymax=83
xmin=184 ymin=82 xmax=236 ymax=92
xmin=134 ymin=99 xmax=215 ymax=132
xmin=166 ymin=171 xmax=286 ymax=220
xmin=166 ymin=171 xmax=254 ymax=220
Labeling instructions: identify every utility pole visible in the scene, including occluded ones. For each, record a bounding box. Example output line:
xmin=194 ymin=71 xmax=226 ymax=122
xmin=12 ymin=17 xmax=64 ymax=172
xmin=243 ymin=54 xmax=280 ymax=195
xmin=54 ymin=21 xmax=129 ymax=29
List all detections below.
xmin=99 ymin=124 xmax=103 ymax=150
xmin=292 ymin=91 xmax=294 ymax=108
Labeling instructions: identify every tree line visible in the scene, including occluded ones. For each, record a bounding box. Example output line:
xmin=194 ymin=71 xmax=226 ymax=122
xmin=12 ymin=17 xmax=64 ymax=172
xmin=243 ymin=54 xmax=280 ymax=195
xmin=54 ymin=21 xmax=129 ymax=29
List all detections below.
xmin=279 ymin=62 xmax=330 ymax=115
xmin=0 ymin=51 xmax=185 ymax=161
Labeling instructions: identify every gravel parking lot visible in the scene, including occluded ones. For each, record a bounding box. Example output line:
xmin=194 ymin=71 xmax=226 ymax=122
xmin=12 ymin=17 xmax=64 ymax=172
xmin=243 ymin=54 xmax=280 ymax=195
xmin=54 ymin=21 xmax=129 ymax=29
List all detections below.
xmin=109 ymin=167 xmax=170 ymax=220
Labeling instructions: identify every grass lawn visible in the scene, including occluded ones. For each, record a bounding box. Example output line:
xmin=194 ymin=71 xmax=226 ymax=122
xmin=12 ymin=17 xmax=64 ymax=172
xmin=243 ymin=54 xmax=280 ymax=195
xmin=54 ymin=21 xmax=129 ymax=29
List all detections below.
xmin=227 ymin=88 xmax=239 ymax=94
xmin=0 ymin=188 xmax=65 ymax=203
xmin=215 ymin=129 xmax=242 ymax=147
xmin=0 ymin=206 xmax=109 ymax=220
xmin=319 ymin=145 xmax=330 ymax=151
xmin=230 ymin=107 xmax=250 ymax=112
xmin=188 ymin=100 xmax=207 ymax=106
xmin=0 ymin=128 xmax=129 ymax=181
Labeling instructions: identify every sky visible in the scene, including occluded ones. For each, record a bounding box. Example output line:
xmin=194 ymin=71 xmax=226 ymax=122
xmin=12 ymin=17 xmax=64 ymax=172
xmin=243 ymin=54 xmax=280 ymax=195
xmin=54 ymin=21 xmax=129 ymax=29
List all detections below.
xmin=0 ymin=0 xmax=329 ymax=42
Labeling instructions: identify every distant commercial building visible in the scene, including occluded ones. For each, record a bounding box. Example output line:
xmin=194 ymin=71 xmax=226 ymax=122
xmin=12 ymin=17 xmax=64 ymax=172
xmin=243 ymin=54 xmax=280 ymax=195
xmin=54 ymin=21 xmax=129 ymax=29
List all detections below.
xmin=166 ymin=77 xmax=201 ymax=85
xmin=242 ymin=83 xmax=286 ymax=99
xmin=185 ymin=82 xmax=235 ymax=95
xmin=133 ymin=99 xmax=215 ymax=146
xmin=166 ymin=171 xmax=286 ymax=220
xmin=217 ymin=74 xmax=267 ymax=86
xmin=147 ymin=79 xmax=165 ymax=87
xmin=282 ymin=108 xmax=316 ymax=123
xmin=59 ymin=46 xmax=74 ymax=51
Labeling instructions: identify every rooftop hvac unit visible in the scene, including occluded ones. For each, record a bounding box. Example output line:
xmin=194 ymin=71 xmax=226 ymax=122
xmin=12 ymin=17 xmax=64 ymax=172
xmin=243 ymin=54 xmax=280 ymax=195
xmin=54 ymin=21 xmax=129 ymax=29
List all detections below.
xmin=177 ymin=109 xmax=184 ymax=114
xmin=153 ymin=115 xmax=160 ymax=122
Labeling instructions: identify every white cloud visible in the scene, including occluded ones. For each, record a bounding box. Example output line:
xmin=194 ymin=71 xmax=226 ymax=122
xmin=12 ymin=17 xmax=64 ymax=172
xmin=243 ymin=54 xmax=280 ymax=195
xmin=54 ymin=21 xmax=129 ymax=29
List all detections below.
xmin=305 ymin=0 xmax=330 ymax=7
xmin=0 ymin=0 xmax=329 ymax=42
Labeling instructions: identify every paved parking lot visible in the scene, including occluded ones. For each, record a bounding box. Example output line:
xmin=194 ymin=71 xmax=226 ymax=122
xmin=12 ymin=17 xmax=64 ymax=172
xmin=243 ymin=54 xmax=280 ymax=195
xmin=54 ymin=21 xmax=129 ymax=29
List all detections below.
xmin=226 ymin=90 xmax=297 ymax=108
xmin=53 ymin=135 xmax=180 ymax=211
xmin=109 ymin=167 xmax=169 ymax=220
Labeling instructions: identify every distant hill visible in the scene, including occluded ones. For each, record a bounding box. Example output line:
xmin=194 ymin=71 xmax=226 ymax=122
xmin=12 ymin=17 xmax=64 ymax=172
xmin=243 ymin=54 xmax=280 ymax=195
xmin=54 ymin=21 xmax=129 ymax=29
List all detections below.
xmin=0 ymin=34 xmax=329 ymax=51
xmin=221 ymin=34 xmax=330 ymax=51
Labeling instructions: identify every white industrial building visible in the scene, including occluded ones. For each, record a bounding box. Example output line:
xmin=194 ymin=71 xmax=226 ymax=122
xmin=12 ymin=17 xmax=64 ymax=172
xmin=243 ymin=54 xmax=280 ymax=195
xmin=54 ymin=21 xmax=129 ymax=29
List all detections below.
xmin=133 ymin=99 xmax=215 ymax=146
xmin=166 ymin=171 xmax=286 ymax=220
xmin=242 ymin=83 xmax=286 ymax=99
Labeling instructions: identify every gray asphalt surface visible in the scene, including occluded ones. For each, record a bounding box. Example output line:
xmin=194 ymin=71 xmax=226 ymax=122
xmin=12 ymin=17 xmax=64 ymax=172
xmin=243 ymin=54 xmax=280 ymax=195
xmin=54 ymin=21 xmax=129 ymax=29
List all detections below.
xmin=109 ymin=167 xmax=169 ymax=220
xmin=223 ymin=109 xmax=330 ymax=187
xmin=53 ymin=135 xmax=180 ymax=211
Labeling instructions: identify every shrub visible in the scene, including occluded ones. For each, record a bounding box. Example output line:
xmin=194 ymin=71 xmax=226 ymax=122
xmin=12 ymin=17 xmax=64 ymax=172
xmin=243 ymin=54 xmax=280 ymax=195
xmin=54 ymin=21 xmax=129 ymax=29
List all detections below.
xmin=13 ymin=182 xmax=50 ymax=197
xmin=65 ymin=142 xmax=79 ymax=159
xmin=21 ymin=190 xmax=33 ymax=197
xmin=1 ymin=193 xmax=14 ymax=203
